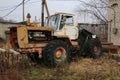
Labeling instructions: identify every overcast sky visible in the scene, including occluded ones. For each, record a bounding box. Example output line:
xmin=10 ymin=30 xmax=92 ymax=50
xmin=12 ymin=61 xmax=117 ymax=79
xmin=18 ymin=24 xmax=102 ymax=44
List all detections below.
xmin=0 ymin=0 xmax=90 ymax=23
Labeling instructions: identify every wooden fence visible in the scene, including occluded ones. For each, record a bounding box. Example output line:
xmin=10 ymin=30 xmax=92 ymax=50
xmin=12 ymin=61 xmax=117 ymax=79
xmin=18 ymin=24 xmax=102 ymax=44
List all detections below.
xmin=78 ymin=23 xmax=108 ymax=42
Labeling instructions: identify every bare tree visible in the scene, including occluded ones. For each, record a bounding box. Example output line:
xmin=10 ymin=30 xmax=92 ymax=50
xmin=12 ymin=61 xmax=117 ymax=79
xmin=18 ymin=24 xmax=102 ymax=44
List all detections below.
xmin=76 ymin=0 xmax=108 ymax=24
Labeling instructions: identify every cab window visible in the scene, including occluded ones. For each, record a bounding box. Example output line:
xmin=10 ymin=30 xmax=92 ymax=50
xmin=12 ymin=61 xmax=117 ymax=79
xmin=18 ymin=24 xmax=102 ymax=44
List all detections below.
xmin=45 ymin=15 xmax=60 ymax=30
xmin=59 ymin=15 xmax=74 ymax=30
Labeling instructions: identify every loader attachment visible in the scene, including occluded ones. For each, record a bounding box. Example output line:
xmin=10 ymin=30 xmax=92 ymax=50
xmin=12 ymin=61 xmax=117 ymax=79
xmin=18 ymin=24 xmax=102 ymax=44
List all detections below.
xmin=78 ymin=29 xmax=93 ymax=47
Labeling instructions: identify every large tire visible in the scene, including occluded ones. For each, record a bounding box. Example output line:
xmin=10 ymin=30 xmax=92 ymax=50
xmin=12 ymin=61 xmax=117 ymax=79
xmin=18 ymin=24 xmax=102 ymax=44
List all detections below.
xmin=84 ymin=38 xmax=103 ymax=58
xmin=42 ymin=40 xmax=71 ymax=67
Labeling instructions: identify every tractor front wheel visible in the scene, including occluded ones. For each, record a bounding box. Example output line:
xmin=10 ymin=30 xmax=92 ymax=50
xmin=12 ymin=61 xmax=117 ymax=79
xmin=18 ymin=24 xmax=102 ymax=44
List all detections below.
xmin=42 ymin=40 xmax=71 ymax=67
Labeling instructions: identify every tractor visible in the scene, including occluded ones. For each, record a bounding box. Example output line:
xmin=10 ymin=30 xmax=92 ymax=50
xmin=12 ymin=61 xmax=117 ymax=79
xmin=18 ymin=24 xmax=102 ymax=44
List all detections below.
xmin=9 ymin=12 xmax=102 ymax=67
xmin=9 ymin=0 xmax=102 ymax=67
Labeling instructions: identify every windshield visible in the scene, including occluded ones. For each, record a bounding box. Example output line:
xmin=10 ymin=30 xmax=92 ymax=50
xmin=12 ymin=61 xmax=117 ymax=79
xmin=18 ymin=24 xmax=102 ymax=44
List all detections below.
xmin=45 ymin=15 xmax=60 ymax=30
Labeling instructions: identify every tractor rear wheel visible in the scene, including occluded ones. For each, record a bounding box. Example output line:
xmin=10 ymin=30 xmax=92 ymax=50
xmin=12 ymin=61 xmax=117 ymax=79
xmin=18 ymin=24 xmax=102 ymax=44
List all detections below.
xmin=84 ymin=38 xmax=103 ymax=58
xmin=42 ymin=40 xmax=71 ymax=67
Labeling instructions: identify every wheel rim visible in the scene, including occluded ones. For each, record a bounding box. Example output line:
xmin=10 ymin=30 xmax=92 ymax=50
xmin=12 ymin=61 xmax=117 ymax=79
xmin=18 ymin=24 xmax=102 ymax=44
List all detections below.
xmin=93 ymin=46 xmax=98 ymax=52
xmin=93 ymin=46 xmax=100 ymax=55
xmin=55 ymin=47 xmax=66 ymax=62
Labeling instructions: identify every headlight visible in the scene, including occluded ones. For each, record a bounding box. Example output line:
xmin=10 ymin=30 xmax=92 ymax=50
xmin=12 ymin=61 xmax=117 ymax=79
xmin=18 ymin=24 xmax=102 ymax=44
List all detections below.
xmin=92 ymin=35 xmax=96 ymax=38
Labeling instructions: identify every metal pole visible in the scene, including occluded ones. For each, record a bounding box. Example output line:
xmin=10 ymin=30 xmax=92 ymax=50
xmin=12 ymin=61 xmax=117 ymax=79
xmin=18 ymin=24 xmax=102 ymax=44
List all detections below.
xmin=41 ymin=0 xmax=44 ymax=26
xmin=109 ymin=7 xmax=115 ymax=28
xmin=23 ymin=0 xmax=25 ymax=22
xmin=108 ymin=6 xmax=116 ymax=42
xmin=44 ymin=0 xmax=50 ymax=17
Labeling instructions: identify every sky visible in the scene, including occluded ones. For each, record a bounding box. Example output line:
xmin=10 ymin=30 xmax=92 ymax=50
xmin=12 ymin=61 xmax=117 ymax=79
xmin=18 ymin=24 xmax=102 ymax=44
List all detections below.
xmin=0 ymin=0 xmax=90 ymax=23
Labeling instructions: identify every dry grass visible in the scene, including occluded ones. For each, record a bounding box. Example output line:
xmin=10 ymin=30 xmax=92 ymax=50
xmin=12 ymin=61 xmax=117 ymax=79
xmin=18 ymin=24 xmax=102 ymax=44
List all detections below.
xmin=17 ymin=58 xmax=120 ymax=80
xmin=0 ymin=43 xmax=11 ymax=49
xmin=0 ymin=58 xmax=120 ymax=80
xmin=1 ymin=69 xmax=22 ymax=80
xmin=68 ymin=58 xmax=120 ymax=80
xmin=0 ymin=43 xmax=120 ymax=80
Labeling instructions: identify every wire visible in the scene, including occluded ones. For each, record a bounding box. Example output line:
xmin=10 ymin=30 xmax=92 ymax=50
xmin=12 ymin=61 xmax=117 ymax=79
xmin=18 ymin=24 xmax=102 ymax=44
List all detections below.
xmin=2 ymin=0 xmax=81 ymax=18
xmin=0 ymin=0 xmax=40 ymax=12
xmin=2 ymin=3 xmax=22 ymax=18
xmin=0 ymin=5 xmax=18 ymax=11
xmin=2 ymin=0 xmax=31 ymax=18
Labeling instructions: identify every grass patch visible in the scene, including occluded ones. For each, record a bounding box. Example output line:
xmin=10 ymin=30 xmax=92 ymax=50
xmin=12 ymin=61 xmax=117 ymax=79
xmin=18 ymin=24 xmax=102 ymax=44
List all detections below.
xmin=20 ymin=58 xmax=120 ymax=80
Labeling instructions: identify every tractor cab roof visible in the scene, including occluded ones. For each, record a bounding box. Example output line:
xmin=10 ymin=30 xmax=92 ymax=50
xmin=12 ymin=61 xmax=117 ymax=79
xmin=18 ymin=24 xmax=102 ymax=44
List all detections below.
xmin=46 ymin=12 xmax=75 ymax=18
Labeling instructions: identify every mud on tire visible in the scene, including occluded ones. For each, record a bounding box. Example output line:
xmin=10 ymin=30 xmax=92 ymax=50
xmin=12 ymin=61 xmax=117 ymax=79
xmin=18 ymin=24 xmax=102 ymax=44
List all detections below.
xmin=42 ymin=40 xmax=71 ymax=67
